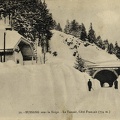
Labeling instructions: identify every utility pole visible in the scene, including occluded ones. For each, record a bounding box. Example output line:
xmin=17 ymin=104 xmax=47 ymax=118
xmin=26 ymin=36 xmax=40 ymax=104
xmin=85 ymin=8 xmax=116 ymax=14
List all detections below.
xmin=8 ymin=0 xmax=11 ymax=25
xmin=43 ymin=35 xmax=46 ymax=64
xmin=3 ymin=32 xmax=6 ymax=62
xmin=35 ymin=38 xmax=38 ymax=63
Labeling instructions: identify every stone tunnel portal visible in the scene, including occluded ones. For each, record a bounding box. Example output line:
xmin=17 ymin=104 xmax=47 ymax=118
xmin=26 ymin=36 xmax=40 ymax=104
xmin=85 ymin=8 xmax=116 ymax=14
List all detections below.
xmin=93 ymin=69 xmax=118 ymax=87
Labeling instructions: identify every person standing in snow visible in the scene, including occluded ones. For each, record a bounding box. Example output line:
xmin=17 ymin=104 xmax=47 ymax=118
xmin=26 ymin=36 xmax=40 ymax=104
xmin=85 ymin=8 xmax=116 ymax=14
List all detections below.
xmin=88 ymin=79 xmax=92 ymax=91
xmin=114 ymin=80 xmax=118 ymax=89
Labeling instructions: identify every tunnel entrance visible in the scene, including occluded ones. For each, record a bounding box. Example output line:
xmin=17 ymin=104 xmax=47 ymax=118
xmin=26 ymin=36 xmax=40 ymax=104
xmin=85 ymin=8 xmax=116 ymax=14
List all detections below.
xmin=93 ymin=69 xmax=118 ymax=87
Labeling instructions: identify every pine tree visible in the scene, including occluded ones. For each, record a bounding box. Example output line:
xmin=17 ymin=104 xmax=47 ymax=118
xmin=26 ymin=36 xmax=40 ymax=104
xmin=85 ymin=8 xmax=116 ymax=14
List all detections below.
xmin=68 ymin=19 xmax=81 ymax=37
xmin=55 ymin=23 xmax=62 ymax=31
xmin=70 ymin=20 xmax=78 ymax=31
xmin=88 ymin=23 xmax=96 ymax=43
xmin=35 ymin=0 xmax=54 ymax=52
xmin=96 ymin=36 xmax=104 ymax=49
xmin=74 ymin=54 xmax=85 ymax=72
xmin=64 ymin=20 xmax=70 ymax=34
xmin=108 ymin=43 xmax=114 ymax=54
xmin=80 ymin=23 xmax=87 ymax=41
xmin=114 ymin=41 xmax=120 ymax=58
xmin=70 ymin=20 xmax=78 ymax=36
xmin=52 ymin=20 xmax=57 ymax=29
xmin=115 ymin=41 xmax=119 ymax=52
xmin=103 ymin=39 xmax=109 ymax=51
xmin=116 ymin=47 xmax=120 ymax=59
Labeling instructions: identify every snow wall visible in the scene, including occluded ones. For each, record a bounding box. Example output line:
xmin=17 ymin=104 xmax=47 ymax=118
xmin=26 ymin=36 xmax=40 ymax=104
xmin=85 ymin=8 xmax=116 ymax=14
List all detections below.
xmin=0 ymin=61 xmax=100 ymax=119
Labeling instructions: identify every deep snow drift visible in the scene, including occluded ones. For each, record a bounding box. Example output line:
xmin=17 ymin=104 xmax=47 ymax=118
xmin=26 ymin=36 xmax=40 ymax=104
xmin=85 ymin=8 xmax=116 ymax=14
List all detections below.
xmin=0 ymin=61 xmax=120 ymax=120
xmin=0 ymin=61 xmax=100 ymax=119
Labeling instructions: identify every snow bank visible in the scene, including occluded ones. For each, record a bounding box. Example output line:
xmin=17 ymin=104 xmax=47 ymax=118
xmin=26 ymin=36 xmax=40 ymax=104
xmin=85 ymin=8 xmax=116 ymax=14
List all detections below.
xmin=73 ymin=87 xmax=120 ymax=120
xmin=4 ymin=60 xmax=18 ymax=67
xmin=0 ymin=62 xmax=99 ymax=119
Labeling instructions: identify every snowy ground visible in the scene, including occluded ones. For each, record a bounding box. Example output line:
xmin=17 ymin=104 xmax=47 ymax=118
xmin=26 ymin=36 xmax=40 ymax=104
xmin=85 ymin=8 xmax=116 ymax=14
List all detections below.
xmin=73 ymin=87 xmax=120 ymax=120
xmin=0 ymin=28 xmax=119 ymax=120
xmin=49 ymin=30 xmax=118 ymax=66
xmin=0 ymin=61 xmax=101 ymax=120
xmin=0 ymin=61 xmax=120 ymax=120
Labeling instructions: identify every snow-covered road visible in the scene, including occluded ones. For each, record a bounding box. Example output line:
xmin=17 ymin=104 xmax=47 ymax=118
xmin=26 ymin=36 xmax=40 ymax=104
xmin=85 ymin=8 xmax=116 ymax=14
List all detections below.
xmin=73 ymin=87 xmax=120 ymax=120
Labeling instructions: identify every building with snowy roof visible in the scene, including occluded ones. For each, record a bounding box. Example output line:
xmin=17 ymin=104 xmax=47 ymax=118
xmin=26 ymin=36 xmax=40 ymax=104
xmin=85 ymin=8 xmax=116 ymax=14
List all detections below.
xmin=0 ymin=29 xmax=36 ymax=65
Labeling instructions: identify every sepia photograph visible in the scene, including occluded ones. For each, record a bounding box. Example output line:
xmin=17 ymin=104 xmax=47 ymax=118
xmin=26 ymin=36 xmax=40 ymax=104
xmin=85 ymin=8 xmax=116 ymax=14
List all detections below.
xmin=0 ymin=0 xmax=120 ymax=120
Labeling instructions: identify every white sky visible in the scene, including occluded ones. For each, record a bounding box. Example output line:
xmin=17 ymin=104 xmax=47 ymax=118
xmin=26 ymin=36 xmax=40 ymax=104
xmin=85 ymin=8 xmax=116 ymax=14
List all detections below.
xmin=45 ymin=0 xmax=120 ymax=45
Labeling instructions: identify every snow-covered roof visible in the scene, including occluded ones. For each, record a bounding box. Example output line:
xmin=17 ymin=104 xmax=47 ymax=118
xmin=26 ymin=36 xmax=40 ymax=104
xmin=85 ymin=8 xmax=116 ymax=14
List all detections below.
xmin=88 ymin=60 xmax=120 ymax=68
xmin=0 ymin=29 xmax=25 ymax=50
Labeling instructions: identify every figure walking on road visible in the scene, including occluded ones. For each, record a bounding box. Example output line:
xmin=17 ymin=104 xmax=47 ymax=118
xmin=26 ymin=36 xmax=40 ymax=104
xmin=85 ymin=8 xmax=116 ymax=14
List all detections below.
xmin=114 ymin=80 xmax=118 ymax=89
xmin=88 ymin=79 xmax=92 ymax=91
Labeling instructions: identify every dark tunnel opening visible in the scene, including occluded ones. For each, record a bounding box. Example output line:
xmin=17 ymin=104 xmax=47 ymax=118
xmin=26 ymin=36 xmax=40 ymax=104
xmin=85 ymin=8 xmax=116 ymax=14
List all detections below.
xmin=93 ymin=70 xmax=118 ymax=87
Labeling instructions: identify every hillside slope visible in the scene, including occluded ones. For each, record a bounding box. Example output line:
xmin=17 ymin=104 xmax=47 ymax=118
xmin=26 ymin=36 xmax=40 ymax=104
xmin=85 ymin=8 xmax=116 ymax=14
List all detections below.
xmin=48 ymin=30 xmax=118 ymax=66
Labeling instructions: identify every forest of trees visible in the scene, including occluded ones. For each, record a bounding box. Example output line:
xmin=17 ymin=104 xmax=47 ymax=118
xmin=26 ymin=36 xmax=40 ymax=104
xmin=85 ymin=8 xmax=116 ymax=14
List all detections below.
xmin=0 ymin=0 xmax=54 ymax=52
xmin=0 ymin=0 xmax=120 ymax=65
xmin=64 ymin=19 xmax=120 ymax=59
